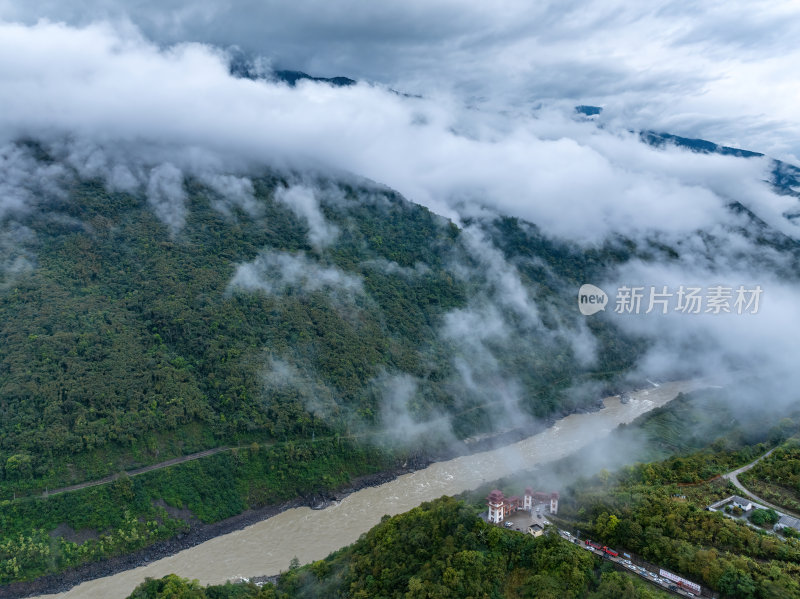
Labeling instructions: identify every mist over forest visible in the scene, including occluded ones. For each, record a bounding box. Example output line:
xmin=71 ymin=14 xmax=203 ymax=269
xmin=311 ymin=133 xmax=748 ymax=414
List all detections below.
xmin=2 ymin=2 xmax=800 ymax=597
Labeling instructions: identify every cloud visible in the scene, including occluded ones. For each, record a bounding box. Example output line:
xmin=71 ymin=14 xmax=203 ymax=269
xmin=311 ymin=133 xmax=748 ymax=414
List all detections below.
xmin=274 ymin=184 xmax=339 ymax=249
xmin=0 ymin=223 xmax=36 ymax=288
xmin=1 ymin=19 xmax=799 ymax=247
xmin=200 ymin=173 xmax=260 ymax=217
xmin=3 ymin=2 xmax=800 ymax=158
xmin=228 ymin=249 xmax=363 ymax=298
xmin=146 ymin=163 xmax=186 ymax=235
xmin=0 ymin=142 xmax=67 ymax=220
xmin=594 ymin=246 xmax=800 ymax=416
xmin=374 ymin=372 xmax=454 ymax=443
xmin=262 ymin=356 xmax=339 ymax=422
xmin=456 ymin=227 xmax=541 ymax=327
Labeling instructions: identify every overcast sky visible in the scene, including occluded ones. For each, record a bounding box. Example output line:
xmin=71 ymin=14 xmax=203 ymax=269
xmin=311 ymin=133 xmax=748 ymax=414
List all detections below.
xmin=2 ymin=0 xmax=800 ymax=159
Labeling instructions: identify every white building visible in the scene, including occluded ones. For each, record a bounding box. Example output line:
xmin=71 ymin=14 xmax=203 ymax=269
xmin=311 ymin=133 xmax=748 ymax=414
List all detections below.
xmin=731 ymin=496 xmax=753 ymax=512
xmin=488 ymin=488 xmax=558 ymax=524
xmin=523 ymin=487 xmax=533 ymax=511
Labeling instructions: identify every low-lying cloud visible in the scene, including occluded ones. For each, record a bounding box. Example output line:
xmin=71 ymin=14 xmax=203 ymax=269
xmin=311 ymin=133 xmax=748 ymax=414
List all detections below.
xmin=228 ymin=249 xmax=363 ymax=298
xmin=0 ymin=15 xmax=799 ymax=448
xmin=274 ymin=184 xmax=339 ymax=249
xmin=1 ymin=19 xmax=798 ymax=246
xmin=146 ymin=162 xmax=187 ymax=235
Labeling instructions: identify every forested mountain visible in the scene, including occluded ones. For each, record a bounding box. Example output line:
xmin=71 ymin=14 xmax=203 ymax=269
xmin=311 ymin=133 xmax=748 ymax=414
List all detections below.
xmin=0 ymin=137 xmax=646 ymax=585
xmin=4 ymin=3 xmax=800 ymax=596
xmin=0 ymin=140 xmax=644 ymax=496
xmin=1 ymin=128 xmax=800 ymax=587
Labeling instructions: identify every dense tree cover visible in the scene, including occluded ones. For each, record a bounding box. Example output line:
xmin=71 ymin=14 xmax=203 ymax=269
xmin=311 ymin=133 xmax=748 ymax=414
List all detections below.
xmin=560 ymin=446 xmax=800 ymax=598
xmin=11 ymin=139 xmax=800 ymax=589
xmin=0 ymin=439 xmax=391 ymax=583
xmin=128 ymin=574 xmax=276 ymax=599
xmin=128 ymin=497 xmax=670 ymax=599
xmin=0 ymin=145 xmax=642 ymax=499
xmin=0 ymin=142 xmax=652 ymax=581
xmin=739 ymin=438 xmax=800 ymax=513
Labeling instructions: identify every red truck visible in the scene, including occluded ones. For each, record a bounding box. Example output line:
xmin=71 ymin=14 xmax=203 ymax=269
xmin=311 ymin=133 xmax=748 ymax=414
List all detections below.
xmin=584 ymin=540 xmax=603 ymax=550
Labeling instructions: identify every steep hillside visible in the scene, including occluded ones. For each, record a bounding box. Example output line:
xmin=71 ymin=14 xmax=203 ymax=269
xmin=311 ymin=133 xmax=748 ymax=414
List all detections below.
xmin=2 ymin=131 xmax=800 ymax=587
xmin=0 ymin=141 xmax=640 ymax=498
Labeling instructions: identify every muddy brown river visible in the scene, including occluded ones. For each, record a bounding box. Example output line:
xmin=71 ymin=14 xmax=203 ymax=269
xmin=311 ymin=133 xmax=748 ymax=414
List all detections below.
xmin=36 ymin=381 xmax=698 ymax=598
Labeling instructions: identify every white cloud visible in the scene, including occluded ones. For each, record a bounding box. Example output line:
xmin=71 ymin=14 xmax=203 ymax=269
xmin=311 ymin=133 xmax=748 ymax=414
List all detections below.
xmin=597 ymin=252 xmax=800 ymax=411
xmin=3 ymin=2 xmax=800 ymax=157
xmin=146 ymin=162 xmax=186 ymax=234
xmin=201 ymin=173 xmax=260 ymax=217
xmin=274 ymin=184 xmax=339 ymax=249
xmin=228 ymin=249 xmax=363 ymax=298
xmin=374 ymin=372 xmax=454 ymax=443
xmin=1 ymin=19 xmax=798 ymax=245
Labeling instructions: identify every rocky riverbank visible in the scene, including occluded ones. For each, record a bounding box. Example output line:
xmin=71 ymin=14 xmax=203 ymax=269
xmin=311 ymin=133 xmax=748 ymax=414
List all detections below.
xmin=0 ymin=454 xmax=433 ymax=599
xmin=0 ymin=384 xmax=653 ymax=599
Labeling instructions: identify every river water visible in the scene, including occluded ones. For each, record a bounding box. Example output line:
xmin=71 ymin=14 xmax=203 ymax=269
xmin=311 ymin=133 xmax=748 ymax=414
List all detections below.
xmin=36 ymin=380 xmax=697 ymax=599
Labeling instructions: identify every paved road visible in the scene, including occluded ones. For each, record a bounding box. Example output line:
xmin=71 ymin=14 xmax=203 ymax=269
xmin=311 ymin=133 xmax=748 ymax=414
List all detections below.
xmin=558 ymin=531 xmax=698 ymax=597
xmin=721 ymin=448 xmax=800 ymax=518
xmin=723 ymin=447 xmax=776 ymax=480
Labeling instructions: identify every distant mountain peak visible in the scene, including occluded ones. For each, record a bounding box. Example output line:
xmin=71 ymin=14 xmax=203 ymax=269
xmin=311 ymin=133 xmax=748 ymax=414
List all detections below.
xmin=575 ymin=105 xmax=603 ymax=116
xmin=272 ymin=69 xmax=356 ymax=88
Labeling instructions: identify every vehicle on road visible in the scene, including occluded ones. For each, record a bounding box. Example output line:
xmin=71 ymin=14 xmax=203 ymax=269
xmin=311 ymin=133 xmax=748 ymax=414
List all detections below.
xmin=602 ymin=546 xmax=619 ymax=557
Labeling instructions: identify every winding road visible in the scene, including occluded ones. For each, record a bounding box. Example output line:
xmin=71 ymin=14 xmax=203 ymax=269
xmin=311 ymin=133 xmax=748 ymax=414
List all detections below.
xmin=721 ymin=447 xmax=800 ymax=518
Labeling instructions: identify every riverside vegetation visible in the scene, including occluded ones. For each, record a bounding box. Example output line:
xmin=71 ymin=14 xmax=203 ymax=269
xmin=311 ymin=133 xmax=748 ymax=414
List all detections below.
xmin=127 ymin=497 xmax=673 ymax=599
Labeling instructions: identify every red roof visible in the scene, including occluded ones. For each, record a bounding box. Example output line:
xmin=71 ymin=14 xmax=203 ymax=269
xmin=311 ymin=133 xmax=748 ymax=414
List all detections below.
xmin=487 ymin=490 xmax=504 ymax=503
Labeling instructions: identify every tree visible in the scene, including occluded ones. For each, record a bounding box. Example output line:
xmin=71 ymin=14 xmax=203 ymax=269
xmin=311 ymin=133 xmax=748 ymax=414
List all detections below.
xmin=749 ymin=509 xmax=779 ymax=527
xmin=718 ymin=567 xmax=756 ymax=599
xmin=5 ymin=454 xmax=32 ymax=481
xmin=127 ymin=574 xmax=206 ymax=598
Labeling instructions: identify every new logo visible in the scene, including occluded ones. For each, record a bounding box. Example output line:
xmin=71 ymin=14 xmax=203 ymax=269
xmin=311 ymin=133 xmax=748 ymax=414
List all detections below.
xmin=578 ymin=284 xmax=608 ymax=315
